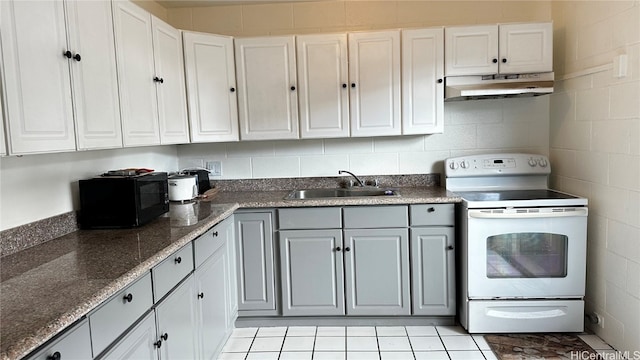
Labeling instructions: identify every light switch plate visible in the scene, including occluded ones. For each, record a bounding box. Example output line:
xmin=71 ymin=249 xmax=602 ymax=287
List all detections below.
xmin=206 ymin=161 xmax=222 ymax=176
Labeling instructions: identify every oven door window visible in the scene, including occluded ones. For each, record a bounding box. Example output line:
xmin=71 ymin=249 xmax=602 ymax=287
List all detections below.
xmin=486 ymin=233 xmax=568 ymax=278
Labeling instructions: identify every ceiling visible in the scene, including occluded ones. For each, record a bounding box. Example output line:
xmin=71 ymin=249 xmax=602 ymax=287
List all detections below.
xmin=156 ymin=0 xmax=322 ymax=7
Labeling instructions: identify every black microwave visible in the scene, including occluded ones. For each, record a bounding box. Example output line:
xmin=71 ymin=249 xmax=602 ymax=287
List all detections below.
xmin=79 ymin=172 xmax=169 ymax=229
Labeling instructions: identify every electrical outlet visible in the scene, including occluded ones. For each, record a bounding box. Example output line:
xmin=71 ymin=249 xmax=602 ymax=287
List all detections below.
xmin=206 ymin=161 xmax=222 ymax=176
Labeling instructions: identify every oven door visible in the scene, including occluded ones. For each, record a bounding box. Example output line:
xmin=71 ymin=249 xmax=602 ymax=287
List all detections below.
xmin=466 ymin=207 xmax=587 ymax=299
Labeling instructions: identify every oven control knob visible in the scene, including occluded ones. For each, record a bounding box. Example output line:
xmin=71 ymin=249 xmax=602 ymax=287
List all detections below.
xmin=460 ymin=160 xmax=469 ymax=169
xmin=538 ymin=158 xmax=548 ymax=167
xmin=448 ymin=162 xmax=459 ymax=170
xmin=528 ymin=158 xmax=538 ymax=167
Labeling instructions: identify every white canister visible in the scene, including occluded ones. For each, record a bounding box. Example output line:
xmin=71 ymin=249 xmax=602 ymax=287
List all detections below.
xmin=168 ymin=174 xmax=198 ymax=202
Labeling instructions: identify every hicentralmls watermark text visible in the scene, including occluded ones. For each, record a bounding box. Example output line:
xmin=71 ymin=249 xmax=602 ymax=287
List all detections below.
xmin=570 ymin=350 xmax=640 ymax=360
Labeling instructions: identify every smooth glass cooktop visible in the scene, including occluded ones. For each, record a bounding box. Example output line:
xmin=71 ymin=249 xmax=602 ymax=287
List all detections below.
xmin=457 ymin=189 xmax=579 ymax=202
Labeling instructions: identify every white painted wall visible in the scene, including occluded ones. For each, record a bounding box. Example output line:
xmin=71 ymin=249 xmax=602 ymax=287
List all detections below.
xmin=550 ymin=0 xmax=640 ymax=353
xmin=177 ymin=98 xmax=550 ymax=179
xmin=0 ymin=146 xmax=179 ymax=231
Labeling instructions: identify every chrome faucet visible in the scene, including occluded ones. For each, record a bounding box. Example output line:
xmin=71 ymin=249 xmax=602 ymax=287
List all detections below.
xmin=338 ymin=170 xmax=365 ymax=187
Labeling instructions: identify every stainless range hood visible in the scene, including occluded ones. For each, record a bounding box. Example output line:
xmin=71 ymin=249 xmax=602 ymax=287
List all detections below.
xmin=445 ymin=72 xmax=554 ymax=101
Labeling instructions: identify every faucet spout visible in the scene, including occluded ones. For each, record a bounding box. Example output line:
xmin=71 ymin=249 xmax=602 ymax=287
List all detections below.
xmin=338 ymin=170 xmax=365 ymax=187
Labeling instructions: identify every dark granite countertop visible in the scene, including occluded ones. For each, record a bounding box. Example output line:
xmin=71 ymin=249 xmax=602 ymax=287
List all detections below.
xmin=0 ymin=186 xmax=458 ymax=360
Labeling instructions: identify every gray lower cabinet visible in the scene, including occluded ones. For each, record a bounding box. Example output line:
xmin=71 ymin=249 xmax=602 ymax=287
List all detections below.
xmin=235 ymin=211 xmax=277 ymax=313
xmin=99 ymin=312 xmax=158 ymax=360
xmin=343 ymin=228 xmax=411 ymax=316
xmin=411 ymin=227 xmax=455 ymax=315
xmin=154 ymin=276 xmax=197 ymax=359
xmin=25 ymin=319 xmax=92 ymax=360
xmin=279 ymin=229 xmax=344 ymax=316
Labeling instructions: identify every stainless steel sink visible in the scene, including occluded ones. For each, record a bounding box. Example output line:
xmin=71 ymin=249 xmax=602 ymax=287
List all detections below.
xmin=285 ymin=188 xmax=400 ymax=200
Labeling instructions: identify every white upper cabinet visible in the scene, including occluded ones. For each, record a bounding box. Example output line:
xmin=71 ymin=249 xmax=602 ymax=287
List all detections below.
xmin=66 ymin=0 xmax=123 ymax=151
xmin=112 ymin=1 xmax=189 ymax=147
xmin=112 ymin=0 xmax=160 ymax=147
xmin=0 ymin=1 xmax=76 ymax=154
xmin=498 ymin=22 xmax=553 ymax=74
xmin=183 ymin=32 xmax=239 ymax=143
xmin=348 ymin=30 xmax=401 ymax=137
xmin=296 ymin=34 xmax=349 ymax=139
xmin=445 ymin=22 xmax=552 ymax=76
xmin=152 ymin=17 xmax=190 ymax=145
xmin=401 ymin=28 xmax=444 ymax=135
xmin=235 ymin=36 xmax=299 ymax=141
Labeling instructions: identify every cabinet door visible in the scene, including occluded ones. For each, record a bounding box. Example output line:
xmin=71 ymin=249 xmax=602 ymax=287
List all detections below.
xmin=235 ymin=36 xmax=299 ymax=140
xmin=280 ymin=229 xmax=344 ymax=316
xmin=343 ymin=228 xmax=410 ymax=316
xmin=100 ymin=312 xmax=158 ymax=360
xmin=235 ymin=212 xmax=276 ymax=311
xmin=183 ymin=32 xmax=239 ymax=143
xmin=195 ymin=246 xmax=229 ymax=360
xmin=0 ymin=0 xmax=76 ymax=154
xmin=155 ymin=276 xmax=197 ymax=360
xmin=66 ymin=0 xmax=122 ymax=150
xmin=401 ymin=28 xmax=444 ymax=135
xmin=296 ymin=34 xmax=349 ymax=139
xmin=445 ymin=25 xmax=499 ymax=76
xmin=151 ymin=16 xmax=190 ymax=145
xmin=411 ymin=227 xmax=455 ymax=316
xmin=112 ymin=0 xmax=160 ymax=147
xmin=348 ymin=30 xmax=401 ymax=137
xmin=25 ymin=320 xmax=92 ymax=360
xmin=499 ymin=22 xmax=553 ymax=74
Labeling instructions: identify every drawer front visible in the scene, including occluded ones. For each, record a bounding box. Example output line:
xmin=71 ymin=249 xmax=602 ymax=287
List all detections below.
xmin=278 ymin=207 xmax=342 ymax=229
xmin=26 ymin=319 xmax=92 ymax=360
xmin=194 ymin=217 xmax=230 ymax=268
xmin=89 ymin=272 xmax=153 ymax=356
xmin=410 ymin=204 xmax=455 ymax=226
xmin=343 ymin=206 xmax=408 ymax=229
xmin=152 ymin=242 xmax=194 ymax=302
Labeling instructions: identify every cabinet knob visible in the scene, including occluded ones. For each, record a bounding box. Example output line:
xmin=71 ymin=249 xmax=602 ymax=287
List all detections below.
xmin=47 ymin=352 xmax=61 ymax=360
xmin=345 ymin=247 xmax=351 ymax=252
xmin=447 ymin=245 xmax=454 ymax=250
xmin=290 ymin=86 xmax=296 ymax=91
xmin=123 ymin=293 xmax=133 ymax=303
xmin=427 ymin=207 xmax=435 ymax=213
xmin=492 ymin=58 xmax=498 ymax=64
xmin=160 ymin=333 xmax=169 ymax=341
xmin=437 ymin=79 xmax=443 ymax=84
xmin=174 ymin=257 xmax=182 ymax=264
xmin=154 ymin=340 xmax=162 ymax=348
xmin=351 ymin=83 xmax=356 ymax=88
xmin=63 ymin=50 xmax=72 ymax=59
xmin=502 ymin=58 xmax=507 ymax=63
xmin=198 ymin=292 xmax=204 ymax=299
xmin=212 ymin=231 xmax=218 ymax=237
xmin=230 ymin=87 xmax=236 ymax=92
xmin=335 ymin=246 xmax=342 ymax=252
xmin=73 ymin=53 xmax=81 ymax=62
xmin=342 ymin=84 xmax=347 ymax=89
xmin=153 ymin=76 xmax=164 ymax=83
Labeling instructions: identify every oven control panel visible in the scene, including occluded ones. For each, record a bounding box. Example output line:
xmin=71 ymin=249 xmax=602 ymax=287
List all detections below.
xmin=445 ymin=153 xmax=551 ymax=177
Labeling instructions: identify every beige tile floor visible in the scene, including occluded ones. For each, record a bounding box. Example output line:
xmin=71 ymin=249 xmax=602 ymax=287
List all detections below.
xmin=217 ymin=325 xmax=616 ymax=359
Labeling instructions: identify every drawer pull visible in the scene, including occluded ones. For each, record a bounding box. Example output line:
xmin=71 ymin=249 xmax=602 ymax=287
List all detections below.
xmin=47 ymin=352 xmax=61 ymax=360
xmin=160 ymin=333 xmax=168 ymax=341
xmin=198 ymin=292 xmax=204 ymax=299
xmin=427 ymin=207 xmax=435 ymax=213
xmin=174 ymin=256 xmax=182 ymax=264
xmin=123 ymin=293 xmax=133 ymax=303
xmin=154 ymin=340 xmax=162 ymax=348
xmin=212 ymin=231 xmax=218 ymax=237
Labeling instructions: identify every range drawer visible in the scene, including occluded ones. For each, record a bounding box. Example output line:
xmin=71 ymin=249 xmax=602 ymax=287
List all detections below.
xmin=194 ymin=217 xmax=230 ymax=268
xmin=343 ymin=205 xmax=408 ymax=228
xmin=410 ymin=204 xmax=455 ymax=226
xmin=25 ymin=319 xmax=92 ymax=360
xmin=278 ymin=207 xmax=342 ymax=229
xmin=89 ymin=272 xmax=153 ymax=357
xmin=152 ymin=242 xmax=194 ymax=302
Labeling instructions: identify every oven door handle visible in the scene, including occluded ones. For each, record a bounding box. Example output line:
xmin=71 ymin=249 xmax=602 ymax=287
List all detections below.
xmin=468 ymin=208 xmax=588 ymax=219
